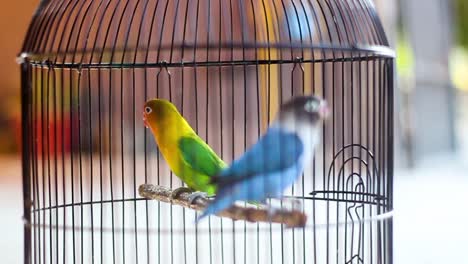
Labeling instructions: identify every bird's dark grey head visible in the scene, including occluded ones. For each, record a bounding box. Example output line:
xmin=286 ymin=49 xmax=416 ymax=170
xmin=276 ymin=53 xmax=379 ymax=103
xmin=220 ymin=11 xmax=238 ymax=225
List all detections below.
xmin=278 ymin=95 xmax=329 ymax=124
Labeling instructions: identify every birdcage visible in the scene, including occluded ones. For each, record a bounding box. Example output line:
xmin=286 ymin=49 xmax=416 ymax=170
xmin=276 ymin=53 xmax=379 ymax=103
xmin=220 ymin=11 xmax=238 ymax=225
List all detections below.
xmin=19 ymin=0 xmax=394 ymax=263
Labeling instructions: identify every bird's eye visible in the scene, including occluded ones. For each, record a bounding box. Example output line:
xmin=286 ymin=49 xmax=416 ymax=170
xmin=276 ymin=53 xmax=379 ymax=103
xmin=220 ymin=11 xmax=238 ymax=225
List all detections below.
xmin=144 ymin=106 xmax=152 ymax=114
xmin=304 ymin=100 xmax=319 ymax=113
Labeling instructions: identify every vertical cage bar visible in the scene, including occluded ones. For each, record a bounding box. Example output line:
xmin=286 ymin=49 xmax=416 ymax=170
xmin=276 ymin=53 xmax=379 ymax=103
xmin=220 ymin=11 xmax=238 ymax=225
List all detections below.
xmin=386 ymin=59 xmax=394 ymax=264
xmin=22 ymin=62 xmax=33 ymax=264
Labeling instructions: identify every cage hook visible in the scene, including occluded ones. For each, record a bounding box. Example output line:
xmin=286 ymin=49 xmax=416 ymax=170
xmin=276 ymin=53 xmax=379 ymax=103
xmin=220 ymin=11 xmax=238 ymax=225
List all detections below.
xmin=16 ymin=52 xmax=29 ymax=64
xmin=43 ymin=59 xmax=53 ymax=69
xmin=292 ymin=56 xmax=304 ymax=73
xmin=76 ymin=63 xmax=83 ymax=76
xmin=156 ymin=60 xmax=171 ymax=78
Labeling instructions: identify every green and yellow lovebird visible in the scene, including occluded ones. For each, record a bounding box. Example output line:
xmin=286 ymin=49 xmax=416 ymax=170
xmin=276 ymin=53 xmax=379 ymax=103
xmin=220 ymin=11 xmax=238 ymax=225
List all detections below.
xmin=143 ymin=98 xmax=226 ymax=202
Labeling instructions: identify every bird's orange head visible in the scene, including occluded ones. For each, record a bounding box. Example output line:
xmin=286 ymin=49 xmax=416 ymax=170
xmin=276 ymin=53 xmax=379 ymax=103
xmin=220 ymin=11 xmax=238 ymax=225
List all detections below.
xmin=143 ymin=99 xmax=180 ymax=130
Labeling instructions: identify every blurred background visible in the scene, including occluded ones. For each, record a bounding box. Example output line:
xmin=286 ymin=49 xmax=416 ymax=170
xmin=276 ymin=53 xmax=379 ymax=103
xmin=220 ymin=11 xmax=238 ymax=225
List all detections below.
xmin=1 ymin=0 xmax=467 ymax=263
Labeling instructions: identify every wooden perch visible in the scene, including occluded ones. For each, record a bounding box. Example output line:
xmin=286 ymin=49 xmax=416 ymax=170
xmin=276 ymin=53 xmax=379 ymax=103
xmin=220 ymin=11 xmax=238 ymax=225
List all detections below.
xmin=139 ymin=184 xmax=307 ymax=228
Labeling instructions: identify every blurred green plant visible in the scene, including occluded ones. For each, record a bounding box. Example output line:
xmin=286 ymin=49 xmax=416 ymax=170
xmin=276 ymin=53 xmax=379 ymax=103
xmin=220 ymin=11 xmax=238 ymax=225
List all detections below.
xmin=455 ymin=0 xmax=468 ymax=48
xmin=451 ymin=47 xmax=468 ymax=92
xmin=453 ymin=0 xmax=468 ymax=92
xmin=396 ymin=35 xmax=414 ymax=80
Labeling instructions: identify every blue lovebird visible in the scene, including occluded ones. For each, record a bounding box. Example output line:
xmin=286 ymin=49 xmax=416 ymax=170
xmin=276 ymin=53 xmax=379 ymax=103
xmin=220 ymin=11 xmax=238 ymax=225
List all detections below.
xmin=198 ymin=95 xmax=329 ymax=220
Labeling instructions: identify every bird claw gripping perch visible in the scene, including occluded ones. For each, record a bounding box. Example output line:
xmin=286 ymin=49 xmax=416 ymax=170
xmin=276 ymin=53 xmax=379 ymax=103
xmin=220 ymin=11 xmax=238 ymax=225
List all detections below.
xmin=170 ymin=187 xmax=194 ymax=200
xmin=266 ymin=206 xmax=278 ymax=218
xmin=286 ymin=198 xmax=303 ymax=211
xmin=187 ymin=192 xmax=209 ymax=204
xmin=265 ymin=198 xmax=303 ymax=217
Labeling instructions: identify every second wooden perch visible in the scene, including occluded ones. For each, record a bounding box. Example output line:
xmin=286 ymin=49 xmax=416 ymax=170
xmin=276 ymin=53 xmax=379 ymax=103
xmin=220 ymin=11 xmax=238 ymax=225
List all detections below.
xmin=139 ymin=184 xmax=308 ymax=228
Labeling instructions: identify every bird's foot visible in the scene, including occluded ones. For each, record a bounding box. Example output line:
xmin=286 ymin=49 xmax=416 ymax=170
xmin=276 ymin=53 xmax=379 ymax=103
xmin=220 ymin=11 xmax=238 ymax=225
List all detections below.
xmin=187 ymin=191 xmax=209 ymax=204
xmin=264 ymin=198 xmax=302 ymax=219
xmin=270 ymin=198 xmax=303 ymax=211
xmin=252 ymin=200 xmax=268 ymax=209
xmin=170 ymin=187 xmax=193 ymax=200
xmin=266 ymin=205 xmax=278 ymax=218
xmin=291 ymin=199 xmax=304 ymax=211
xmin=285 ymin=198 xmax=303 ymax=211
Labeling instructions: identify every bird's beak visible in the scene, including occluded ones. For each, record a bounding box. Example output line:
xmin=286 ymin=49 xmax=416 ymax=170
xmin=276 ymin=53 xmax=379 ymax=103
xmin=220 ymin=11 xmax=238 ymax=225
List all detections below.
xmin=319 ymin=100 xmax=330 ymax=119
xmin=143 ymin=111 xmax=149 ymax=128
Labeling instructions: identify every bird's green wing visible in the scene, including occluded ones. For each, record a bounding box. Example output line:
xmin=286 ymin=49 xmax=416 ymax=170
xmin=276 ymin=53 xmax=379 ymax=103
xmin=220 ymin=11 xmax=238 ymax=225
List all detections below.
xmin=178 ymin=135 xmax=225 ymax=177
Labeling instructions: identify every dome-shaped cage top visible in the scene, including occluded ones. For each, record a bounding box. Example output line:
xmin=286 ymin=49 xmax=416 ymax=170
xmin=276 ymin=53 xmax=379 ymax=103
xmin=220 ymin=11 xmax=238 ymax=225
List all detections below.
xmin=20 ymin=0 xmax=393 ymax=67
